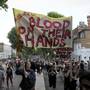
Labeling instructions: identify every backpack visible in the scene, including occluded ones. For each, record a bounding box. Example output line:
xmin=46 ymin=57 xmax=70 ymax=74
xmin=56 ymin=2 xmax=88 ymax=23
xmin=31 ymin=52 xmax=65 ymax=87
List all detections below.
xmin=26 ymin=69 xmax=36 ymax=89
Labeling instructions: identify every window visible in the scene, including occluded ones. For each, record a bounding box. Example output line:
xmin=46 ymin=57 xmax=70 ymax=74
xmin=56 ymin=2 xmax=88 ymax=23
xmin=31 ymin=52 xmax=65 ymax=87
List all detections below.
xmin=89 ymin=57 xmax=90 ymax=60
xmin=79 ymin=32 xmax=85 ymax=38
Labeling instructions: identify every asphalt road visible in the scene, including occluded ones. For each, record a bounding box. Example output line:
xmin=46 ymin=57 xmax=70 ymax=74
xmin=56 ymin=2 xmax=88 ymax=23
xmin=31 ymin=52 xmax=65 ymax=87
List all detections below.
xmin=43 ymin=70 xmax=64 ymax=90
xmin=0 ymin=70 xmax=64 ymax=90
xmin=0 ymin=71 xmax=45 ymax=90
xmin=1 ymin=73 xmax=22 ymax=90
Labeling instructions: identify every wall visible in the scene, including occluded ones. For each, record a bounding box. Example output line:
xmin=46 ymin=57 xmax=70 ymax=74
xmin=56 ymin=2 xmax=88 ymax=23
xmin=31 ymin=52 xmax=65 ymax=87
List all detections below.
xmin=0 ymin=43 xmax=12 ymax=59
xmin=73 ymin=43 xmax=90 ymax=62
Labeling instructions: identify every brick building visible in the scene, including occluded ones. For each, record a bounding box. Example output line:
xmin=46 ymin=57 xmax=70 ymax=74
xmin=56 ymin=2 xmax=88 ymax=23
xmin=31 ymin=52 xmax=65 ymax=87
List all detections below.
xmin=72 ymin=16 xmax=90 ymax=61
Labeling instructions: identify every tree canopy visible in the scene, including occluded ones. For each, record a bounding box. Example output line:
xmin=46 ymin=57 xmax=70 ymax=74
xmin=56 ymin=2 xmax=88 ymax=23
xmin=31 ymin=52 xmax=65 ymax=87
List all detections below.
xmin=7 ymin=27 xmax=23 ymax=51
xmin=0 ymin=0 xmax=8 ymax=11
xmin=7 ymin=27 xmax=17 ymax=49
xmin=47 ymin=11 xmax=64 ymax=18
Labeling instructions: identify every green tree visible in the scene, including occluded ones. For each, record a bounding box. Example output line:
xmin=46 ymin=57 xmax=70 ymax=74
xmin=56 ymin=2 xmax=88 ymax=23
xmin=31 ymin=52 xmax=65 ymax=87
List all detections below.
xmin=47 ymin=11 xmax=64 ymax=18
xmin=7 ymin=27 xmax=23 ymax=51
xmin=21 ymin=47 xmax=33 ymax=60
xmin=7 ymin=27 xmax=17 ymax=49
xmin=0 ymin=0 xmax=8 ymax=11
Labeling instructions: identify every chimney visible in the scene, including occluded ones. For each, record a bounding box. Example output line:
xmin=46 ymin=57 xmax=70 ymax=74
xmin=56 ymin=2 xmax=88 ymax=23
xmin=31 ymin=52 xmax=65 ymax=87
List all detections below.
xmin=87 ymin=16 xmax=90 ymax=29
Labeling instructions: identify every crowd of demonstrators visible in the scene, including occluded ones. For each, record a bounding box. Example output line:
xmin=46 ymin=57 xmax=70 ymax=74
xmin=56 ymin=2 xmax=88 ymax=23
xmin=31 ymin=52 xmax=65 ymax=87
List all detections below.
xmin=0 ymin=57 xmax=90 ymax=90
xmin=0 ymin=60 xmax=14 ymax=89
xmin=43 ymin=58 xmax=90 ymax=90
xmin=61 ymin=59 xmax=90 ymax=90
xmin=15 ymin=58 xmax=47 ymax=90
xmin=0 ymin=59 xmax=36 ymax=90
xmin=0 ymin=59 xmax=41 ymax=90
xmin=28 ymin=60 xmax=44 ymax=74
xmin=35 ymin=61 xmax=43 ymax=74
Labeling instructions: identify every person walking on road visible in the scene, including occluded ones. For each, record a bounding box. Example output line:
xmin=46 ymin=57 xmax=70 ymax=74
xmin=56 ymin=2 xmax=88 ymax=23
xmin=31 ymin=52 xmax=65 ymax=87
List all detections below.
xmin=64 ymin=65 xmax=71 ymax=90
xmin=48 ymin=65 xmax=57 ymax=89
xmin=6 ymin=64 xmax=13 ymax=88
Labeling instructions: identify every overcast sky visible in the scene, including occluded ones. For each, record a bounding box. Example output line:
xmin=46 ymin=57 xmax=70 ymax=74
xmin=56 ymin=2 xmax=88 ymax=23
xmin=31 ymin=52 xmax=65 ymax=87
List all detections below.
xmin=0 ymin=0 xmax=90 ymax=45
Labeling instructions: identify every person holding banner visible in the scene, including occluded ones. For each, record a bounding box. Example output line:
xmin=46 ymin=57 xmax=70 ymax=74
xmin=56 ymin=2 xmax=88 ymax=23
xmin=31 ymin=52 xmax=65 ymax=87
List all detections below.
xmin=15 ymin=61 xmax=36 ymax=90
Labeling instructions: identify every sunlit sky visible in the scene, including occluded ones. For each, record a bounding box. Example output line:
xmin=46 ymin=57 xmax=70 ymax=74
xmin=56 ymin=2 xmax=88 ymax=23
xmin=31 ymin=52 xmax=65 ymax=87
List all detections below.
xmin=0 ymin=0 xmax=90 ymax=45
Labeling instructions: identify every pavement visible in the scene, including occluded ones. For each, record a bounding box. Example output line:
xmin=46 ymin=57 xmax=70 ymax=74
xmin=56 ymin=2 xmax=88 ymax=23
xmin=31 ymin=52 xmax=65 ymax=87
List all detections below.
xmin=0 ymin=70 xmax=64 ymax=90
xmin=43 ymin=70 xmax=64 ymax=90
xmin=0 ymin=72 xmax=46 ymax=90
xmin=35 ymin=72 xmax=45 ymax=90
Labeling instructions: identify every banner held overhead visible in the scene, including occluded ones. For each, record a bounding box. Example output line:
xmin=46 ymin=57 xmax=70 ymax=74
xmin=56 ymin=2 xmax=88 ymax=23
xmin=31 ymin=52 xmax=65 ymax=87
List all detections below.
xmin=13 ymin=9 xmax=72 ymax=48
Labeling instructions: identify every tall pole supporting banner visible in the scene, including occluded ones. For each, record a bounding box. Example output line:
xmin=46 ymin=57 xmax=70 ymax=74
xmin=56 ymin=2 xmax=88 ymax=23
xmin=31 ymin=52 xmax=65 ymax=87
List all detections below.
xmin=13 ymin=8 xmax=20 ymax=58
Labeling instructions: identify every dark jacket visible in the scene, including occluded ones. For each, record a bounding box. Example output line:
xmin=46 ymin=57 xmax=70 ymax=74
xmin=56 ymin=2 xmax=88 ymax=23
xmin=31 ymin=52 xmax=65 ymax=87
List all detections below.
xmin=15 ymin=66 xmax=36 ymax=90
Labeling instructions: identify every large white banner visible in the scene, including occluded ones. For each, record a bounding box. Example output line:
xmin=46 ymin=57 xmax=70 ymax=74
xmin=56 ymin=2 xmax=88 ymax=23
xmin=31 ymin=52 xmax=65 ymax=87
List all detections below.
xmin=13 ymin=9 xmax=72 ymax=48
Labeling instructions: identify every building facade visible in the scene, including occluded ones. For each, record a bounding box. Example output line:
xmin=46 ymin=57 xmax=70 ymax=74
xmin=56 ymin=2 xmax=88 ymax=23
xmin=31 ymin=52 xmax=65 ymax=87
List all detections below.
xmin=72 ymin=16 xmax=90 ymax=62
xmin=0 ymin=43 xmax=14 ymax=59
